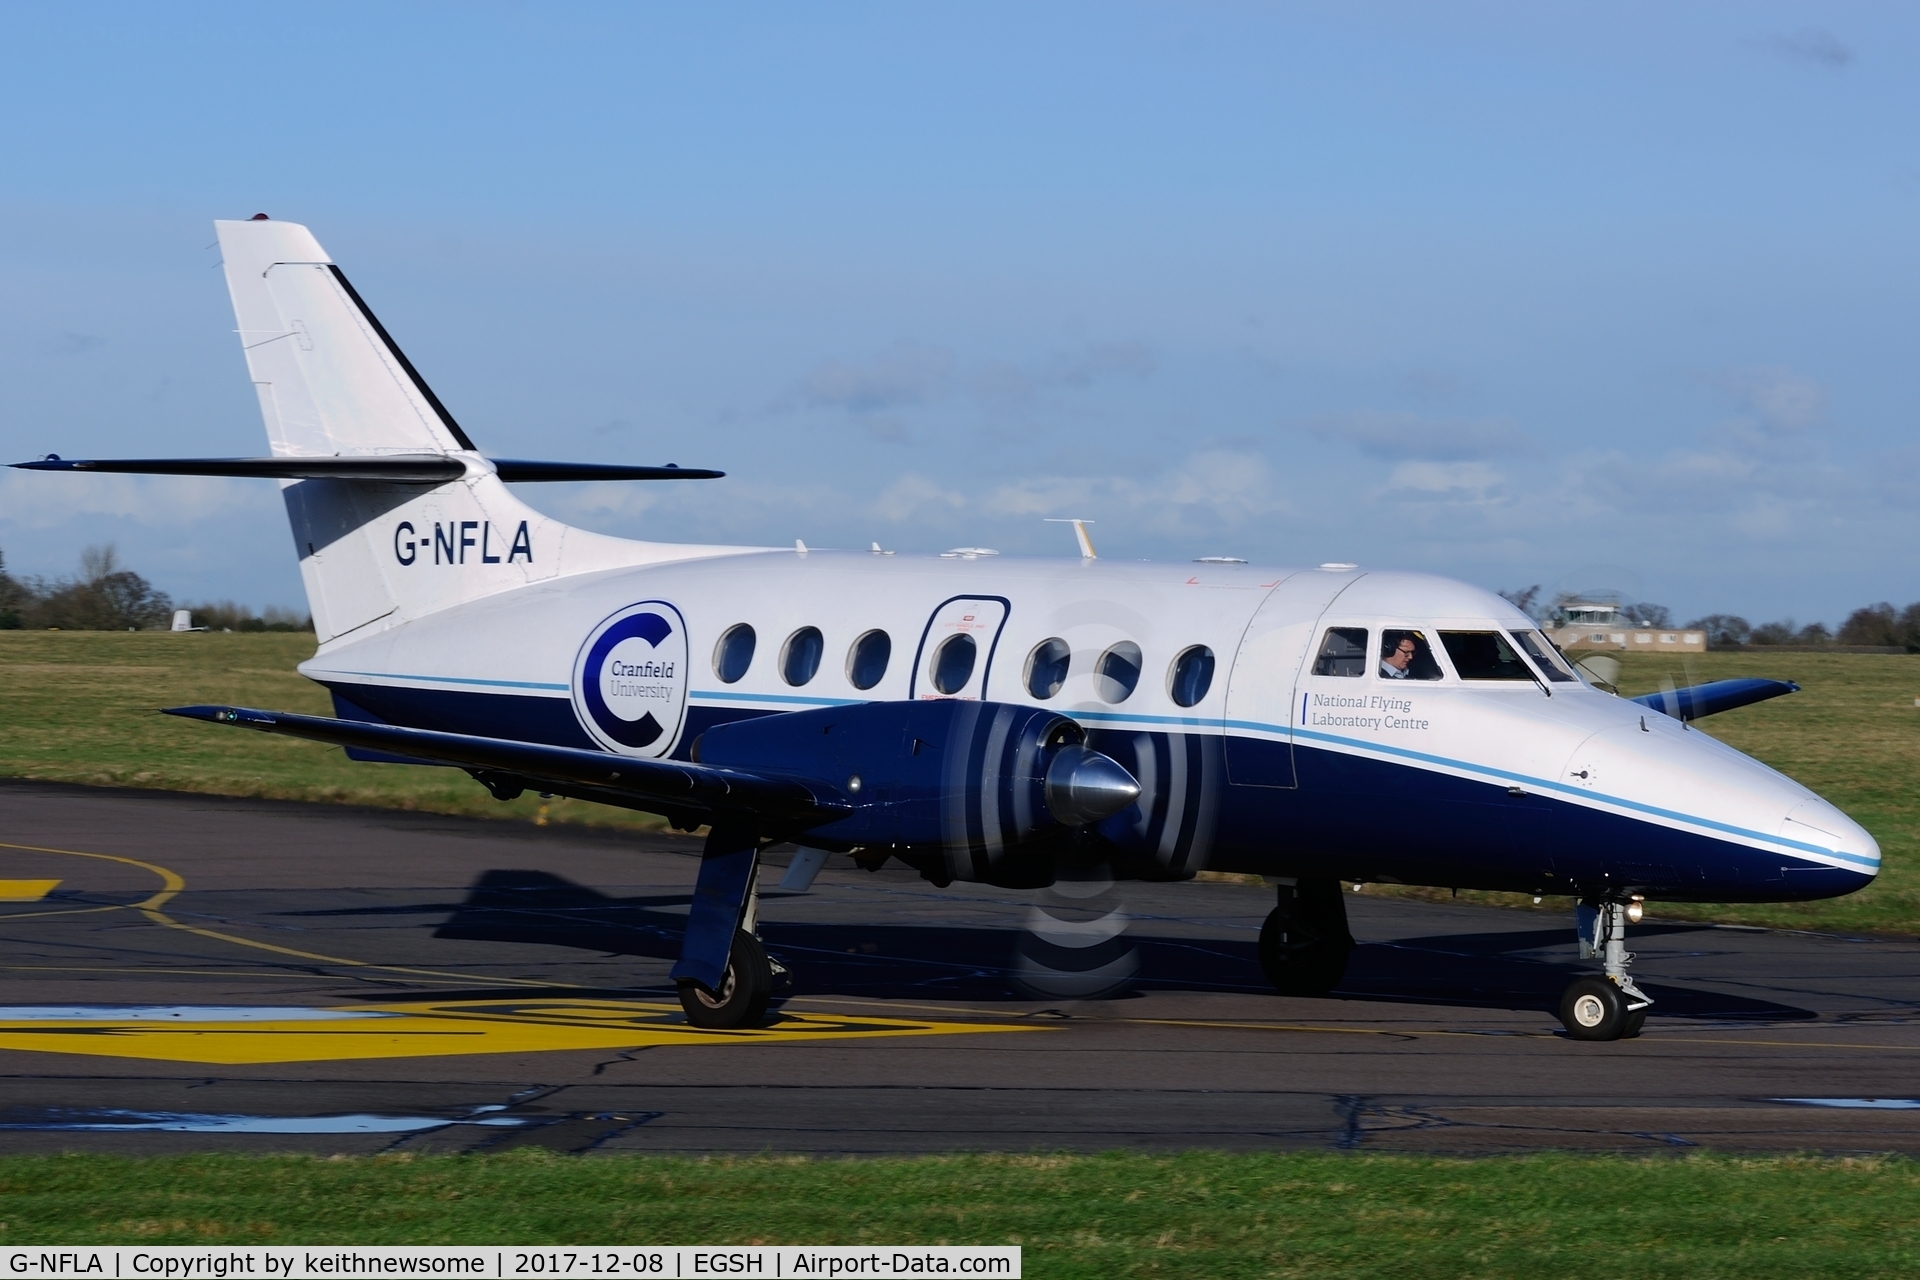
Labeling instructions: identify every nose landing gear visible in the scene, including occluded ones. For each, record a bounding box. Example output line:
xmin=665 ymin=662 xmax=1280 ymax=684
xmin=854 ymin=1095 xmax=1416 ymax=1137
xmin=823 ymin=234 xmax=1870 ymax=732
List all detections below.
xmin=1558 ymin=898 xmax=1651 ymax=1041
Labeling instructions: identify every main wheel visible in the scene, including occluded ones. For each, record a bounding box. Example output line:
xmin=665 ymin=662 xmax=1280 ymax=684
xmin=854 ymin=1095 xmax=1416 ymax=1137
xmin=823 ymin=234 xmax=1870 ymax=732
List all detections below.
xmin=1258 ymin=880 xmax=1354 ymax=998
xmin=678 ymin=929 xmax=773 ymax=1029
xmin=1559 ymin=976 xmax=1628 ymax=1041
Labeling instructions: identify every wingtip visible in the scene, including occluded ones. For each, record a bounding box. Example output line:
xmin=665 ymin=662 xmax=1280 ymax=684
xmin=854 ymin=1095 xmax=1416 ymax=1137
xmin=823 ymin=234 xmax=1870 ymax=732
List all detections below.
xmin=164 ymin=704 xmax=274 ymax=726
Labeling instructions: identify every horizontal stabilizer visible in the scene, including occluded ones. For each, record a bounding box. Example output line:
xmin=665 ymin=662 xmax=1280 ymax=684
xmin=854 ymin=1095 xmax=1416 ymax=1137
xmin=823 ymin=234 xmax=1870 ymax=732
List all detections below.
xmin=164 ymin=704 xmax=840 ymax=825
xmin=1632 ymin=678 xmax=1800 ymax=722
xmin=11 ymin=456 xmax=722 ymax=483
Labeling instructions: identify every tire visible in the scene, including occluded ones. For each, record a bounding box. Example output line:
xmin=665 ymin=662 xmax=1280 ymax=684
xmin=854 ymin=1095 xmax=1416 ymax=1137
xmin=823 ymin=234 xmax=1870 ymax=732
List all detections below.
xmin=1559 ymin=976 xmax=1628 ymax=1041
xmin=678 ymin=929 xmax=773 ymax=1029
xmin=1258 ymin=881 xmax=1354 ymax=998
xmin=1621 ymin=1005 xmax=1649 ymax=1039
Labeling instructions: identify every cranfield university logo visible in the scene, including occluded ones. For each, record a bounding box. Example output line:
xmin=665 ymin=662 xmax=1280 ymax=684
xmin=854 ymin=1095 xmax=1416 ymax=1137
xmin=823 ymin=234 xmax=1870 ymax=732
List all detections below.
xmin=572 ymin=601 xmax=690 ymax=758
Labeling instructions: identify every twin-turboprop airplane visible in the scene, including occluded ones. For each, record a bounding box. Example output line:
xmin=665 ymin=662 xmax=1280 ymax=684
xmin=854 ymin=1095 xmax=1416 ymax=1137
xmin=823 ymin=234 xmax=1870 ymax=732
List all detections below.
xmin=15 ymin=217 xmax=1880 ymax=1041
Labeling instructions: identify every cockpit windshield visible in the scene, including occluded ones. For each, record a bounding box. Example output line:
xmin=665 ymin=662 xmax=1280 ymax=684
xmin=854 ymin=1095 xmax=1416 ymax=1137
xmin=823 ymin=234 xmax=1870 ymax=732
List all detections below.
xmin=1509 ymin=630 xmax=1577 ymax=682
xmin=1439 ymin=630 xmax=1535 ymax=681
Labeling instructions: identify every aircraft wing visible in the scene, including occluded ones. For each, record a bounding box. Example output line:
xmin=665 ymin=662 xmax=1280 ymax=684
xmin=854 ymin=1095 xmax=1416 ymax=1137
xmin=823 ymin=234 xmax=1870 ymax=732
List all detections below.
xmin=1631 ymin=678 xmax=1800 ymax=722
xmin=163 ymin=704 xmax=843 ymax=827
xmin=12 ymin=456 xmax=722 ymax=482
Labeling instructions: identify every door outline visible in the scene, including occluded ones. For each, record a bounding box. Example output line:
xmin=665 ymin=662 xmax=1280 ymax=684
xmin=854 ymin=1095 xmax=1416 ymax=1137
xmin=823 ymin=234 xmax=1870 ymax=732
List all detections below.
xmin=1223 ymin=575 xmax=1364 ymax=788
xmin=909 ymin=595 xmax=1012 ymax=700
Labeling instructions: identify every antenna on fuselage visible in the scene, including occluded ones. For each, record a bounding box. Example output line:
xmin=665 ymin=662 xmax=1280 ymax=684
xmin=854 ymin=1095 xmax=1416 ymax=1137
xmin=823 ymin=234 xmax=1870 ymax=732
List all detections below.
xmin=1044 ymin=518 xmax=1097 ymax=559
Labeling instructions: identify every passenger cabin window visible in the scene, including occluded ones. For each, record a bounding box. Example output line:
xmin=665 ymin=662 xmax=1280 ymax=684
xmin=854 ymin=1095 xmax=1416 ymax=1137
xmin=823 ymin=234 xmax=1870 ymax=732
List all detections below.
xmin=714 ymin=624 xmax=756 ymax=684
xmin=1312 ymin=627 xmax=1369 ymax=677
xmin=1168 ymin=645 xmax=1215 ymax=707
xmin=1094 ymin=641 xmax=1143 ymax=703
xmin=1379 ymin=629 xmax=1444 ymax=681
xmin=846 ymin=629 xmax=891 ymax=690
xmin=781 ymin=626 xmax=824 ymax=686
xmin=930 ymin=633 xmax=977 ymax=695
xmin=1510 ymin=630 xmax=1576 ymax=682
xmin=1025 ymin=637 xmax=1071 ymax=699
xmin=1440 ymin=630 xmax=1533 ymax=680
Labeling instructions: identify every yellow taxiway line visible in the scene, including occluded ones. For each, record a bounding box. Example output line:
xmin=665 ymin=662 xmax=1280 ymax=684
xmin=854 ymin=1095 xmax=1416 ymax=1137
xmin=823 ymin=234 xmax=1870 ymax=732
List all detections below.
xmin=0 ymin=839 xmax=1033 ymax=1063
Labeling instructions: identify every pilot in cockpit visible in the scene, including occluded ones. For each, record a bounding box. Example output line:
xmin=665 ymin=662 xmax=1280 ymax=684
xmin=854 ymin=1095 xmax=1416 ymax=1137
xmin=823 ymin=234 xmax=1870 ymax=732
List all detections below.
xmin=1379 ymin=630 xmax=1442 ymax=680
xmin=1380 ymin=636 xmax=1416 ymax=679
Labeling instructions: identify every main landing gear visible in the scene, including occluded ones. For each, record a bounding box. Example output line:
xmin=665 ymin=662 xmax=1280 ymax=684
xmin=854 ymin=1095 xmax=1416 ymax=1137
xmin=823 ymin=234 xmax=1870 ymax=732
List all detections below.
xmin=1558 ymin=898 xmax=1652 ymax=1041
xmin=673 ymin=824 xmax=787 ymax=1030
xmin=679 ymin=927 xmax=777 ymax=1029
xmin=1258 ymin=878 xmax=1355 ymax=997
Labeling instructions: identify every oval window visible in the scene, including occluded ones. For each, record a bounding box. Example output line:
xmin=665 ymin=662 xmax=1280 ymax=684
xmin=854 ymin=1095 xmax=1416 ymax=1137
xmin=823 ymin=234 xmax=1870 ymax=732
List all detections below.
xmin=713 ymin=624 xmax=756 ymax=684
xmin=1168 ymin=645 xmax=1215 ymax=707
xmin=931 ymin=633 xmax=978 ymax=695
xmin=1094 ymin=640 xmax=1143 ymax=704
xmin=846 ymin=629 xmax=892 ymax=690
xmin=781 ymin=626 xmax=825 ymax=686
xmin=1025 ymin=637 xmax=1071 ymax=699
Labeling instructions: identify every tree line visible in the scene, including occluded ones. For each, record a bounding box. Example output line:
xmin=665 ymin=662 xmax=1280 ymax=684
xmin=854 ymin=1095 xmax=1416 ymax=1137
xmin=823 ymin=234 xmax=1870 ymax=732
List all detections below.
xmin=1501 ymin=586 xmax=1920 ymax=651
xmin=0 ymin=544 xmax=310 ymax=633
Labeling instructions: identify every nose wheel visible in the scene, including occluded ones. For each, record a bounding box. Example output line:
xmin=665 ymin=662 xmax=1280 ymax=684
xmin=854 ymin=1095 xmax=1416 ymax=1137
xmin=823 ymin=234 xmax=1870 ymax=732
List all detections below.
xmin=1558 ymin=899 xmax=1651 ymax=1041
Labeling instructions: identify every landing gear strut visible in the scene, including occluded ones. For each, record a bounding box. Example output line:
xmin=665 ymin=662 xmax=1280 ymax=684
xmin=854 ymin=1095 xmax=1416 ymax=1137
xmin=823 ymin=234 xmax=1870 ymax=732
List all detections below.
xmin=1258 ymin=878 xmax=1354 ymax=997
xmin=673 ymin=822 xmax=782 ymax=1030
xmin=1558 ymin=898 xmax=1651 ymax=1041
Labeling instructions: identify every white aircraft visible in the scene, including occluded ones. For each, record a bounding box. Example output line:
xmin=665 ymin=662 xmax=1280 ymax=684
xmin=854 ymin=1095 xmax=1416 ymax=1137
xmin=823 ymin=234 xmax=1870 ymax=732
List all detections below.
xmin=15 ymin=217 xmax=1879 ymax=1042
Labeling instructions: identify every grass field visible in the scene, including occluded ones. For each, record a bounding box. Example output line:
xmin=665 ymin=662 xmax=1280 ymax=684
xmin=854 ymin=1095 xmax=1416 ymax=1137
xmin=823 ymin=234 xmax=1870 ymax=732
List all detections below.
xmin=0 ymin=1150 xmax=1916 ymax=1276
xmin=0 ymin=630 xmax=660 ymax=831
xmin=0 ymin=632 xmax=1915 ymax=932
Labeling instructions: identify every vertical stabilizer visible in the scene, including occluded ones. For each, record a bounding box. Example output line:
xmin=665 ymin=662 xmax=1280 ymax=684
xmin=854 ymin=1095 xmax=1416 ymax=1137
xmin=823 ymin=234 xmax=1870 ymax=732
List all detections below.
xmin=214 ymin=218 xmax=751 ymax=648
xmin=216 ymin=218 xmax=471 ymax=458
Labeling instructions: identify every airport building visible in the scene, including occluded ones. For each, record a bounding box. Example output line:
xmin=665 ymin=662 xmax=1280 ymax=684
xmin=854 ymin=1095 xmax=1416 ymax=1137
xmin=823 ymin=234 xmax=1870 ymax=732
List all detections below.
xmin=1549 ymin=600 xmax=1705 ymax=652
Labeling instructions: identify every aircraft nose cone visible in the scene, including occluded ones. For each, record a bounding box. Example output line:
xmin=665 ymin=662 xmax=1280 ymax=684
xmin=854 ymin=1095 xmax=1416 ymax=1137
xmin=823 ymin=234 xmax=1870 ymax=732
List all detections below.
xmin=1043 ymin=745 xmax=1141 ymax=825
xmin=1782 ymin=799 xmax=1882 ymax=879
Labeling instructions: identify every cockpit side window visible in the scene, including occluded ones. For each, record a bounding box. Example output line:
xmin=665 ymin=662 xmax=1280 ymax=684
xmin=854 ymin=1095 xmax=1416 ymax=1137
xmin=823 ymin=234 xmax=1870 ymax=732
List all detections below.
xmin=1440 ymin=630 xmax=1534 ymax=680
xmin=1312 ymin=627 xmax=1369 ymax=677
xmin=1510 ymin=630 xmax=1576 ymax=682
xmin=1379 ymin=629 xmax=1444 ymax=680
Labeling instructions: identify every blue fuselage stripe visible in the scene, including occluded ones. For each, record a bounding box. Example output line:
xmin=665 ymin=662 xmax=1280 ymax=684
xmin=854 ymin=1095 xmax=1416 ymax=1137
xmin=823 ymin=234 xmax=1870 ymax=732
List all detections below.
xmin=311 ymin=677 xmax=1869 ymax=870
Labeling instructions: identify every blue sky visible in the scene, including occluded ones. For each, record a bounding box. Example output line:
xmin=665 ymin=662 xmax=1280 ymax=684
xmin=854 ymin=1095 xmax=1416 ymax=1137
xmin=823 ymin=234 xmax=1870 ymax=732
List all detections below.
xmin=2 ymin=3 xmax=1916 ymax=624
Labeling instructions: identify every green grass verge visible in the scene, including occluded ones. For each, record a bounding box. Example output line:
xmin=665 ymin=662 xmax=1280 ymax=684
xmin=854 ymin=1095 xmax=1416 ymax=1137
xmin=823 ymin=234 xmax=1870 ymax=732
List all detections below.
xmin=1 ymin=1151 xmax=1917 ymax=1275
xmin=0 ymin=631 xmax=660 ymax=831
xmin=3 ymin=635 xmax=1916 ymax=930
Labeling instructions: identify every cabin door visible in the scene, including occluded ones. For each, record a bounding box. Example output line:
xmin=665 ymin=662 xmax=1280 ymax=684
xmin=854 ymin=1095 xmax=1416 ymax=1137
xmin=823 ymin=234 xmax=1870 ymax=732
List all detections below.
xmin=911 ymin=596 xmax=1011 ymax=700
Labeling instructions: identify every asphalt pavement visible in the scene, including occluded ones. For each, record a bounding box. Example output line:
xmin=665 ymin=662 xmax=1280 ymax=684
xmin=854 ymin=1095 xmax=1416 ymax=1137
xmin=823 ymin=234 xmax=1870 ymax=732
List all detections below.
xmin=1 ymin=778 xmax=1917 ymax=1156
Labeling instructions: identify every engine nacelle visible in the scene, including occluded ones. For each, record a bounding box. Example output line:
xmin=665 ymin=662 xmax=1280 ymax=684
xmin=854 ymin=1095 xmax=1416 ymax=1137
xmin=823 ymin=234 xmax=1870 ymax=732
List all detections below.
xmin=694 ymin=700 xmax=1139 ymax=885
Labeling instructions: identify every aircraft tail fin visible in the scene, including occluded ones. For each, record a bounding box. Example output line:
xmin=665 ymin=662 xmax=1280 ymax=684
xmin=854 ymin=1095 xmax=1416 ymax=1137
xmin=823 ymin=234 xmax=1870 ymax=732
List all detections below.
xmin=216 ymin=217 xmax=472 ymax=459
xmin=200 ymin=217 xmax=741 ymax=648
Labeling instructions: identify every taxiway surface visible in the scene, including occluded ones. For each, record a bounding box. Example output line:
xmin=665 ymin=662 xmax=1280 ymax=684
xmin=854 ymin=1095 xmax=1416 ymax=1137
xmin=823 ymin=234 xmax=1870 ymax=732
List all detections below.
xmin=1 ymin=778 xmax=1917 ymax=1156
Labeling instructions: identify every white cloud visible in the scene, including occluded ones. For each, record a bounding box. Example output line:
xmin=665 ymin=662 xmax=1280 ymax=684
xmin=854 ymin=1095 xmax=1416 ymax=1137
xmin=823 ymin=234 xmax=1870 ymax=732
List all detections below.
xmin=872 ymin=473 xmax=966 ymax=523
xmin=1385 ymin=460 xmax=1504 ymax=499
xmin=973 ymin=342 xmax=1155 ymax=406
xmin=1299 ymin=410 xmax=1533 ymax=461
xmin=788 ymin=343 xmax=954 ymax=413
xmin=1753 ymin=27 xmax=1853 ymax=70
xmin=1718 ymin=367 xmax=1826 ymax=434
xmin=981 ymin=449 xmax=1284 ymax=533
xmin=0 ymin=471 xmax=273 ymax=530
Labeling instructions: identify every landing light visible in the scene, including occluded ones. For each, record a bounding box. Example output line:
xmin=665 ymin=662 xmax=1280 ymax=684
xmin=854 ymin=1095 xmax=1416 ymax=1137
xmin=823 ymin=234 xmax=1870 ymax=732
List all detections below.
xmin=1626 ymin=897 xmax=1645 ymax=924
